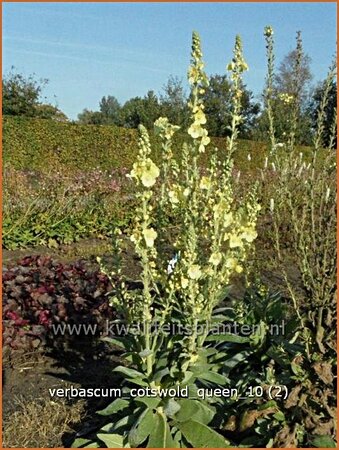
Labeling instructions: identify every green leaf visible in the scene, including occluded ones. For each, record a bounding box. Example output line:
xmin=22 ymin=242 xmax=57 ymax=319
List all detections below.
xmin=175 ymin=399 xmax=214 ymax=425
xmin=198 ymin=371 xmax=229 ymax=385
xmin=222 ymin=350 xmax=251 ymax=371
xmin=134 ymin=396 xmax=161 ymax=409
xmin=153 ymin=367 xmax=170 ymax=382
xmin=71 ymin=438 xmax=96 ymax=448
xmin=101 ymin=336 xmax=131 ymax=350
xmin=97 ymin=433 xmax=124 ymax=448
xmin=312 ymin=436 xmax=337 ymax=448
xmin=266 ymin=346 xmax=290 ymax=368
xmin=98 ymin=398 xmax=129 ymax=416
xmin=129 ymin=409 xmax=154 ymax=447
xmin=273 ymin=411 xmax=285 ymax=422
xmin=113 ymin=365 xmax=146 ymax=379
xmin=147 ymin=412 xmax=175 ymax=448
xmin=178 ymin=420 xmax=229 ymax=448
xmin=206 ymin=333 xmax=250 ymax=343
xmin=163 ymin=398 xmax=181 ymax=418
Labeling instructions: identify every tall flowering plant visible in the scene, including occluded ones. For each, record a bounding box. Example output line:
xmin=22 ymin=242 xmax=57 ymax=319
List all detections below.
xmin=82 ymin=31 xmax=260 ymax=448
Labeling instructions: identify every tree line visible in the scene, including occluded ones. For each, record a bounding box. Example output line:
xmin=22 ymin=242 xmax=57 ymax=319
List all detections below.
xmin=3 ymin=43 xmax=336 ymax=146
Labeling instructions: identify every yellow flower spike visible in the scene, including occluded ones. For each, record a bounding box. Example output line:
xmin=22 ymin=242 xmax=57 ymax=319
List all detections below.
xmin=188 ymin=265 xmax=202 ymax=280
xmin=143 ymin=228 xmax=157 ymax=247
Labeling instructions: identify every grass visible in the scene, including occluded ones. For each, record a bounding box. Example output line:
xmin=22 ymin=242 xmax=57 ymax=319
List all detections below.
xmin=3 ymin=396 xmax=86 ymax=448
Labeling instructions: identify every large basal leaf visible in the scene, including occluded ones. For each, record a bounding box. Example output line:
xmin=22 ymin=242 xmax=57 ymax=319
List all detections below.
xmin=71 ymin=438 xmax=98 ymax=448
xmin=97 ymin=433 xmax=124 ymax=448
xmin=147 ymin=411 xmax=176 ymax=448
xmin=128 ymin=409 xmax=154 ymax=447
xmin=178 ymin=419 xmax=230 ymax=448
xmin=98 ymin=398 xmax=130 ymax=416
xmin=175 ymin=399 xmax=214 ymax=425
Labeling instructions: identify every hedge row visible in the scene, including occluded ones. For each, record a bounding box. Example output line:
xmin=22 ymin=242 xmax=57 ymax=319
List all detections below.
xmin=3 ymin=116 xmax=272 ymax=173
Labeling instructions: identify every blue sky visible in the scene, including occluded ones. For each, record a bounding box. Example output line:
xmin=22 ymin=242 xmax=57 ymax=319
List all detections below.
xmin=3 ymin=2 xmax=337 ymax=120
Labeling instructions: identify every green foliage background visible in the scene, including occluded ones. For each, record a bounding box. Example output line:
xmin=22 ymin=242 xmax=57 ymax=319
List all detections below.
xmin=3 ymin=115 xmax=272 ymax=172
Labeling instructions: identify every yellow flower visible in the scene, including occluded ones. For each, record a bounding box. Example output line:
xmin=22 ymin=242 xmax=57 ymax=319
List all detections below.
xmin=188 ymin=123 xmax=203 ymax=139
xmin=201 ymin=129 xmax=210 ymax=146
xmin=213 ymin=199 xmax=228 ymax=219
xmin=194 ymin=108 xmax=207 ymax=125
xmin=188 ymin=66 xmax=199 ymax=84
xmin=209 ymin=252 xmax=222 ymax=266
xmin=279 ymin=93 xmax=294 ymax=104
xmin=130 ymin=233 xmax=138 ymax=243
xmin=141 ymin=159 xmax=160 ymax=187
xmin=223 ymin=212 xmax=233 ymax=228
xmin=229 ymin=234 xmax=243 ymax=248
xmin=264 ymin=26 xmax=274 ymax=37
xmin=188 ymin=265 xmax=202 ymax=280
xmin=235 ymin=265 xmax=243 ymax=273
xmin=181 ymin=277 xmax=189 ymax=289
xmin=200 ymin=176 xmax=211 ymax=190
xmin=168 ymin=189 xmax=180 ymax=205
xmin=240 ymin=227 xmax=258 ymax=243
xmin=143 ymin=228 xmax=157 ymax=247
xmin=226 ymin=258 xmax=243 ymax=272
xmin=225 ymin=257 xmax=238 ymax=270
xmin=154 ymin=117 xmax=180 ymax=139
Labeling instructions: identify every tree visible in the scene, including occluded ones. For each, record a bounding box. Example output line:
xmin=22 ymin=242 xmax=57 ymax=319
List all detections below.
xmin=120 ymin=90 xmax=161 ymax=129
xmin=99 ymin=95 xmax=121 ymax=125
xmin=77 ymin=108 xmax=104 ymax=125
xmin=3 ymin=69 xmax=68 ymax=121
xmin=309 ymin=80 xmax=337 ymax=147
xmin=275 ymin=50 xmax=312 ymax=103
xmin=159 ymin=76 xmax=189 ymax=127
xmin=35 ymin=104 xmax=68 ymax=121
xmin=202 ymin=74 xmax=260 ymax=138
xmin=3 ymin=70 xmax=47 ymax=117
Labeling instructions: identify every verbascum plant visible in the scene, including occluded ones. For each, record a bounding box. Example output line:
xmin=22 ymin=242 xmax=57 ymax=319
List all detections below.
xmin=82 ymin=31 xmax=260 ymax=448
